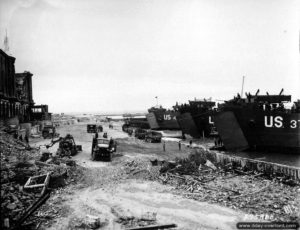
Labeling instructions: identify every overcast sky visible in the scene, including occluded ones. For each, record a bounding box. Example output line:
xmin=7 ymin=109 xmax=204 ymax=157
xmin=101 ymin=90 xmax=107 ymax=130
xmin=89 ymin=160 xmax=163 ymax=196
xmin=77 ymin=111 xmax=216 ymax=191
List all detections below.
xmin=0 ymin=0 xmax=299 ymax=114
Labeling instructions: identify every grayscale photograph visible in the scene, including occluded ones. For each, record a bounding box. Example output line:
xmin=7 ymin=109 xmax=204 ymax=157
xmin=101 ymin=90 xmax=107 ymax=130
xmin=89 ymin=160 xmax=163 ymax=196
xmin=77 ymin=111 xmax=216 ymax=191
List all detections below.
xmin=0 ymin=0 xmax=299 ymax=229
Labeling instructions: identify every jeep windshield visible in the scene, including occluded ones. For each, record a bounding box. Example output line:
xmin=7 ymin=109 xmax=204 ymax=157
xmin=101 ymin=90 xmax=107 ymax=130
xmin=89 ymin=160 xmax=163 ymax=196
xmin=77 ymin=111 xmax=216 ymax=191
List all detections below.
xmin=97 ymin=139 xmax=109 ymax=145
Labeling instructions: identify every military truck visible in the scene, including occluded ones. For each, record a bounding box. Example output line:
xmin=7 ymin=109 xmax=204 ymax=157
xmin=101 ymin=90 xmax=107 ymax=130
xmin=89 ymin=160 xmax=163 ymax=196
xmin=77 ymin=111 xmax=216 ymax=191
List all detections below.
xmin=87 ymin=124 xmax=103 ymax=133
xmin=42 ymin=125 xmax=59 ymax=139
xmin=134 ymin=128 xmax=147 ymax=140
xmin=91 ymin=137 xmax=116 ymax=161
xmin=145 ymin=131 xmax=162 ymax=143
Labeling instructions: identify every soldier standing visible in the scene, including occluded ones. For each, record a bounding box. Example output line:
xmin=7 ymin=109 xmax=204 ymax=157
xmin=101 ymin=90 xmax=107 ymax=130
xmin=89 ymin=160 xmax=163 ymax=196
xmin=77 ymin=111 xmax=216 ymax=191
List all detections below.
xmin=178 ymin=141 xmax=181 ymax=151
xmin=109 ymin=137 xmax=113 ymax=148
xmin=163 ymin=141 xmax=166 ymax=151
xmin=25 ymin=134 xmax=29 ymax=146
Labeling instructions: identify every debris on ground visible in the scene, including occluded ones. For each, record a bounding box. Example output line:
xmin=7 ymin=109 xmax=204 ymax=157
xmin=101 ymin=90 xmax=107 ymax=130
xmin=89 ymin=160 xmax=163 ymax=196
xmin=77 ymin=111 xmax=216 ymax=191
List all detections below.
xmin=111 ymin=206 xmax=157 ymax=228
xmin=126 ymin=223 xmax=177 ymax=230
xmin=155 ymin=149 xmax=300 ymax=222
xmin=85 ymin=214 xmax=101 ymax=229
xmin=0 ymin=132 xmax=84 ymax=229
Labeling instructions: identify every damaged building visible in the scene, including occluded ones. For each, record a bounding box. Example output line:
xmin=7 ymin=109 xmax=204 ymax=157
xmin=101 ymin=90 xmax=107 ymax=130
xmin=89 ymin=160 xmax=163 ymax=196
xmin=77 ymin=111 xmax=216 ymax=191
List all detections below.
xmin=0 ymin=49 xmax=51 ymax=128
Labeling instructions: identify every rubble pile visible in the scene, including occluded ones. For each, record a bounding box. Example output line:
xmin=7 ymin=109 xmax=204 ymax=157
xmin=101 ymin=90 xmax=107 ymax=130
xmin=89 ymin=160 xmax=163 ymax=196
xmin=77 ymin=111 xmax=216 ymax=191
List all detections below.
xmin=123 ymin=158 xmax=161 ymax=180
xmin=0 ymin=133 xmax=83 ymax=229
xmin=111 ymin=206 xmax=157 ymax=228
xmin=157 ymin=149 xmax=300 ymax=222
xmin=82 ymin=157 xmax=161 ymax=190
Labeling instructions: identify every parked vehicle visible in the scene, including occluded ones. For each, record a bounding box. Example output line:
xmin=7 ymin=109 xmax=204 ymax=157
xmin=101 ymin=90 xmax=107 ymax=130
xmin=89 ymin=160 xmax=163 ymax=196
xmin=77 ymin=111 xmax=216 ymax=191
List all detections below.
xmin=97 ymin=125 xmax=103 ymax=132
xmin=145 ymin=131 xmax=162 ymax=143
xmin=46 ymin=134 xmax=82 ymax=157
xmin=87 ymin=124 xmax=103 ymax=133
xmin=42 ymin=125 xmax=59 ymax=139
xmin=91 ymin=137 xmax=117 ymax=161
xmin=134 ymin=128 xmax=147 ymax=140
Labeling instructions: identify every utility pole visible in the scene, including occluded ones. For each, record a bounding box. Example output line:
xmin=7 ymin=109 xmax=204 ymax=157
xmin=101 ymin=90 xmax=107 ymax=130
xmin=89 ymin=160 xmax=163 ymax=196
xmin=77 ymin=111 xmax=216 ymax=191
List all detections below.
xmin=241 ymin=76 xmax=245 ymax=97
xmin=155 ymin=96 xmax=158 ymax=107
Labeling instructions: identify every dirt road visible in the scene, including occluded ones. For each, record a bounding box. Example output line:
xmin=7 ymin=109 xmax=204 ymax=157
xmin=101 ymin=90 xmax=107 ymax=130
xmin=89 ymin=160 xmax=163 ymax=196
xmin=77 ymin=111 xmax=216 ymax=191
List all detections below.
xmin=33 ymin=122 xmax=246 ymax=230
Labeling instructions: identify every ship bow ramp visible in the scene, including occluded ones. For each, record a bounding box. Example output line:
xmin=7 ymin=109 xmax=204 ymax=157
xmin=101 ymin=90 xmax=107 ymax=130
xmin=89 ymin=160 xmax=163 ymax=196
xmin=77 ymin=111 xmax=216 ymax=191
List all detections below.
xmin=214 ymin=111 xmax=249 ymax=151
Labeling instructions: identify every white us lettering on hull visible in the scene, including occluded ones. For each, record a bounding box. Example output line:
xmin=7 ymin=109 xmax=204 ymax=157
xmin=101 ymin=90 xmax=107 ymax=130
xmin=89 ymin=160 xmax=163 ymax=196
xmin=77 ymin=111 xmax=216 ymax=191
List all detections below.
xmin=264 ymin=116 xmax=283 ymax=128
xmin=163 ymin=114 xmax=176 ymax=120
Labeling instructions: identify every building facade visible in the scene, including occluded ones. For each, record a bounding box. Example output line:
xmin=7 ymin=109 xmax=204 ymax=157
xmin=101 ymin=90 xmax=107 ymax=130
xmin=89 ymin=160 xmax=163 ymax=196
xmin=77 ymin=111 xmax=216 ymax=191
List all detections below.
xmin=15 ymin=71 xmax=34 ymax=122
xmin=0 ymin=49 xmax=18 ymax=120
xmin=0 ymin=49 xmax=51 ymax=124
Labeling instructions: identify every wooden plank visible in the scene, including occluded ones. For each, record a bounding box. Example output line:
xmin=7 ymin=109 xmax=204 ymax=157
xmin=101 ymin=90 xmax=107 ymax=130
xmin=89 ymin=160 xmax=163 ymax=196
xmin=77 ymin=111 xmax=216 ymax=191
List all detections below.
xmin=126 ymin=223 xmax=177 ymax=230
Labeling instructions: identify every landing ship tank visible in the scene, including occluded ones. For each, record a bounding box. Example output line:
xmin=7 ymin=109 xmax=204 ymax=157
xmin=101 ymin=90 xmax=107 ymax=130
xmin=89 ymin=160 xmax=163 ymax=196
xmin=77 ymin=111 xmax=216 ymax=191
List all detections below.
xmin=146 ymin=106 xmax=180 ymax=130
xmin=174 ymin=99 xmax=217 ymax=138
xmin=213 ymin=89 xmax=300 ymax=153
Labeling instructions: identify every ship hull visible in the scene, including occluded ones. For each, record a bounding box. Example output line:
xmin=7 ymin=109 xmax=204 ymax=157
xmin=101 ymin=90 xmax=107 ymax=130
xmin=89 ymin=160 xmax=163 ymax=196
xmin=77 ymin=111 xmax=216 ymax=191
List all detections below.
xmin=176 ymin=112 xmax=216 ymax=138
xmin=214 ymin=108 xmax=300 ymax=153
xmin=214 ymin=111 xmax=249 ymax=151
xmin=192 ymin=112 xmax=216 ymax=137
xmin=146 ymin=111 xmax=180 ymax=130
xmin=176 ymin=113 xmax=201 ymax=138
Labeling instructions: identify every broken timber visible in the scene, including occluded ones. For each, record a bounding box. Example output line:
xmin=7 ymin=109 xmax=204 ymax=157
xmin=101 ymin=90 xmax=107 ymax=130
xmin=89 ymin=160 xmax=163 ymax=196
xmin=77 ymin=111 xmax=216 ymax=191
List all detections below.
xmin=24 ymin=172 xmax=51 ymax=196
xmin=15 ymin=192 xmax=51 ymax=229
xmin=126 ymin=223 xmax=177 ymax=230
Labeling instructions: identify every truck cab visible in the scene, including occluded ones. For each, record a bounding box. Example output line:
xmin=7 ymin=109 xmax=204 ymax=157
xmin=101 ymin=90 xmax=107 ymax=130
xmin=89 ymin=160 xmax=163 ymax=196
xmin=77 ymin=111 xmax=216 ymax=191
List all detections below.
xmin=91 ymin=138 xmax=116 ymax=161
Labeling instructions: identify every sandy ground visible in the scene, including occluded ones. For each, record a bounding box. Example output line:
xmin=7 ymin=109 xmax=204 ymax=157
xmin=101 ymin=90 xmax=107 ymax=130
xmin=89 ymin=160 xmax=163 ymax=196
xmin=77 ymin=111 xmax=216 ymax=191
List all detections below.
xmin=32 ymin=122 xmax=246 ymax=230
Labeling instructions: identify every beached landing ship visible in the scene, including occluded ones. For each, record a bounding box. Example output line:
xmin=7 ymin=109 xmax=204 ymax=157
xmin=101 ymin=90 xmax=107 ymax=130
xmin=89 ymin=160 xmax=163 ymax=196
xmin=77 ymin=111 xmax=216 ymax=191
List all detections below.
xmin=173 ymin=99 xmax=216 ymax=138
xmin=146 ymin=106 xmax=180 ymax=130
xmin=214 ymin=89 xmax=300 ymax=153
